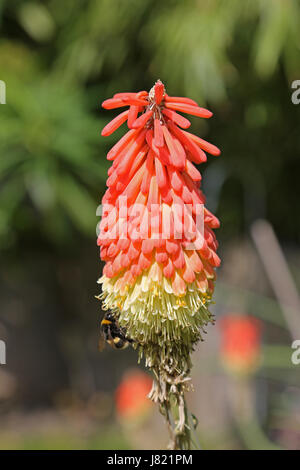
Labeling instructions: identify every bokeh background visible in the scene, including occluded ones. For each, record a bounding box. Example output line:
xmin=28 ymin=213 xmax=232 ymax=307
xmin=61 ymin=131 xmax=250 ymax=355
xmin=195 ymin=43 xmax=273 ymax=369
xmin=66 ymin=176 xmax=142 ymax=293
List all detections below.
xmin=0 ymin=0 xmax=300 ymax=450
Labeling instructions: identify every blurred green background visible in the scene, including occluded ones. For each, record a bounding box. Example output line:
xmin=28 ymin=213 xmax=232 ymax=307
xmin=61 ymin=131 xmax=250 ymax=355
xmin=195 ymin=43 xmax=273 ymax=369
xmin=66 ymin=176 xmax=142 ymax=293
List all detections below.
xmin=0 ymin=0 xmax=300 ymax=450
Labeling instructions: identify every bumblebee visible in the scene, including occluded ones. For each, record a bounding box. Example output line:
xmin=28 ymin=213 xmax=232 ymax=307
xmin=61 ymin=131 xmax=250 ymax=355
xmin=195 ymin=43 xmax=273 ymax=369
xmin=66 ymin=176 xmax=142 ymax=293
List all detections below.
xmin=99 ymin=312 xmax=133 ymax=350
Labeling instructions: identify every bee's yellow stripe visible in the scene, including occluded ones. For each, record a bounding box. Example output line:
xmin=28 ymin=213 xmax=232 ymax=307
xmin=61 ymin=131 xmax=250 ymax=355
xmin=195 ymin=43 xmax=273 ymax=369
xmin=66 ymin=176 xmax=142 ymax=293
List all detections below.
xmin=101 ymin=319 xmax=112 ymax=325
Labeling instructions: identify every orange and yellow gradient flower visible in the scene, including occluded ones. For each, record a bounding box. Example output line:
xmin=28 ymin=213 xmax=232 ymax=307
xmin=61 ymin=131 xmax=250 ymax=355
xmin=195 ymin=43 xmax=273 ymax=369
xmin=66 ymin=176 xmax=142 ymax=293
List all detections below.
xmin=220 ymin=314 xmax=262 ymax=375
xmin=97 ymin=80 xmax=221 ymax=448
xmin=115 ymin=370 xmax=153 ymax=423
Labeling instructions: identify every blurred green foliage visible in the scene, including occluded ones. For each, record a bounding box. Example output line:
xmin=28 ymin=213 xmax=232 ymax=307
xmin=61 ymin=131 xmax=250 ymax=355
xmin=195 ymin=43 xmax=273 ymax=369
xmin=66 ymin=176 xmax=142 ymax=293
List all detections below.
xmin=0 ymin=423 xmax=130 ymax=450
xmin=0 ymin=1 xmax=299 ymax=450
xmin=0 ymin=0 xmax=300 ymax=250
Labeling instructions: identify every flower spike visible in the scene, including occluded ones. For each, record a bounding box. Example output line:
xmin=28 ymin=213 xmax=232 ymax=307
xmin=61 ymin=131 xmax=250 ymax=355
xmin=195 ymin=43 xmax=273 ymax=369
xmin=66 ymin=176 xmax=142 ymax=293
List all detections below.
xmin=98 ymin=81 xmax=221 ymax=450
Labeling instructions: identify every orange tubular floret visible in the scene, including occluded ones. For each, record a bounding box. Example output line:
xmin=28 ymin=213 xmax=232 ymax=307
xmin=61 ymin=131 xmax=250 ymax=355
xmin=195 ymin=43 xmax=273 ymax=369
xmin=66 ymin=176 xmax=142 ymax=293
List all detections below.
xmin=164 ymin=94 xmax=198 ymax=106
xmin=107 ymin=129 xmax=140 ymax=160
xmin=127 ymin=105 xmax=140 ymax=128
xmin=154 ymin=81 xmax=165 ymax=105
xmin=162 ymin=108 xmax=191 ymax=129
xmin=165 ymin=102 xmax=213 ymax=118
xmin=122 ymin=97 xmax=148 ymax=107
xmin=185 ymin=159 xmax=202 ymax=182
xmin=168 ymin=121 xmax=206 ymax=164
xmin=154 ymin=156 xmax=168 ymax=190
xmin=113 ymin=92 xmax=143 ymax=99
xmin=101 ymin=110 xmax=130 ymax=136
xmin=162 ymin=125 xmax=186 ymax=169
xmin=132 ymin=110 xmax=153 ymax=129
xmin=182 ymin=130 xmax=221 ymax=156
xmin=102 ymin=97 xmax=148 ymax=109
xmin=141 ymin=151 xmax=154 ymax=195
xmin=116 ymin=129 xmax=147 ymax=175
xmin=154 ymin=118 xmax=164 ymax=147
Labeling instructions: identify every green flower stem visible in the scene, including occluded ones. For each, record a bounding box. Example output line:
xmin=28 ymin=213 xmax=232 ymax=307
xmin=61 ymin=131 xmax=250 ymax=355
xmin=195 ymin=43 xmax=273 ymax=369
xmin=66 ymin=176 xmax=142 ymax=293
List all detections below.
xmin=228 ymin=376 xmax=281 ymax=450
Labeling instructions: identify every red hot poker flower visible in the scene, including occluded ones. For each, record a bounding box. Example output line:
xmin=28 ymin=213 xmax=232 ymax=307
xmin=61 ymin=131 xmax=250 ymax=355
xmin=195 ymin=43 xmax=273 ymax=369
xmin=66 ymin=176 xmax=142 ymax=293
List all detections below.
xmin=97 ymin=80 xmax=221 ymax=449
xmin=220 ymin=314 xmax=262 ymax=375
xmin=115 ymin=370 xmax=153 ymax=421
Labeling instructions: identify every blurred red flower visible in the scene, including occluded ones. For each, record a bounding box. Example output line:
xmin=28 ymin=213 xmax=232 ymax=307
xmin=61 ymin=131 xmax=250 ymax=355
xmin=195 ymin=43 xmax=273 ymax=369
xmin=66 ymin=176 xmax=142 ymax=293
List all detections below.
xmin=115 ymin=369 xmax=153 ymax=420
xmin=220 ymin=314 xmax=262 ymax=375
